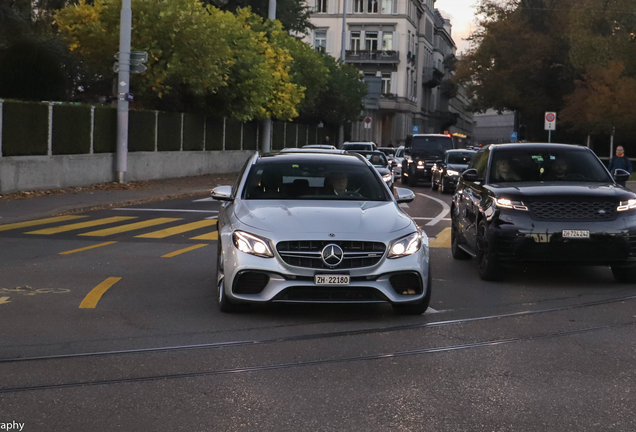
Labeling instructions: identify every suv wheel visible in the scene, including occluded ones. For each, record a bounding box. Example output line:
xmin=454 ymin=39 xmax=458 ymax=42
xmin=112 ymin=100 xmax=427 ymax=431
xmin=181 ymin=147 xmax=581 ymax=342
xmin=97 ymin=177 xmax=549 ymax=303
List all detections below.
xmin=431 ymin=177 xmax=439 ymax=191
xmin=401 ymin=171 xmax=409 ymax=185
xmin=476 ymin=220 xmax=501 ymax=281
xmin=215 ymin=244 xmax=244 ymax=312
xmin=451 ymin=219 xmax=470 ymax=260
xmin=611 ymin=266 xmax=636 ymax=283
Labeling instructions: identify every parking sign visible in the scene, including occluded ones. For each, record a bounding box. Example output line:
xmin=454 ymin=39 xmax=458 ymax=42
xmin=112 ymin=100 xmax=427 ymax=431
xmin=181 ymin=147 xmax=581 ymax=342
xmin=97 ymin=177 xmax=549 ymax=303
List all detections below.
xmin=544 ymin=112 xmax=556 ymax=130
xmin=510 ymin=132 xmax=518 ymax=142
xmin=412 ymin=126 xmax=419 ymax=134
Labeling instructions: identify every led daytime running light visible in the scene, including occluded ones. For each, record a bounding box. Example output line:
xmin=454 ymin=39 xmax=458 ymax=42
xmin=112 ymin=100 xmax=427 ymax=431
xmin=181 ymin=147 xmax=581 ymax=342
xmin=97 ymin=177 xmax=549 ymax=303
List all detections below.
xmin=617 ymin=199 xmax=636 ymax=211
xmin=495 ymin=198 xmax=528 ymax=211
xmin=232 ymin=231 xmax=274 ymax=258
xmin=388 ymin=232 xmax=422 ymax=259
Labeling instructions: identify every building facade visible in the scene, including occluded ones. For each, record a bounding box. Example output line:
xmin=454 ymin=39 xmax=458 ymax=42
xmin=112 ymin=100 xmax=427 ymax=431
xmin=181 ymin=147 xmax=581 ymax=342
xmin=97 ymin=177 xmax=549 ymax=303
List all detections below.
xmin=305 ymin=0 xmax=473 ymax=147
xmin=472 ymin=109 xmax=515 ymax=145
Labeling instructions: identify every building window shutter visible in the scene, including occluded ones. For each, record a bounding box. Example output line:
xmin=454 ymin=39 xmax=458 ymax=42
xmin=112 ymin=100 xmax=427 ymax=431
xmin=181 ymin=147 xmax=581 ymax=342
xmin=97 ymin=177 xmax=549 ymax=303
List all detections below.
xmin=392 ymin=0 xmax=398 ymax=14
xmin=390 ymin=72 xmax=398 ymax=95
xmin=327 ymin=0 xmax=335 ymax=14
xmin=393 ymin=32 xmax=399 ymax=53
xmin=326 ymin=30 xmax=334 ymax=53
xmin=346 ymin=0 xmax=353 ymax=13
xmin=360 ymin=30 xmax=366 ymax=50
xmin=307 ymin=0 xmax=316 ymax=12
xmin=346 ymin=31 xmax=351 ymax=52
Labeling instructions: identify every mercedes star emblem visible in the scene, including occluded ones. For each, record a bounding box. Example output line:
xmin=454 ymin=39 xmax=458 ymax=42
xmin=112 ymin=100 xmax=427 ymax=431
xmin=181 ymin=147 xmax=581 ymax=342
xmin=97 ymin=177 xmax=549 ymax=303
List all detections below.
xmin=321 ymin=244 xmax=344 ymax=267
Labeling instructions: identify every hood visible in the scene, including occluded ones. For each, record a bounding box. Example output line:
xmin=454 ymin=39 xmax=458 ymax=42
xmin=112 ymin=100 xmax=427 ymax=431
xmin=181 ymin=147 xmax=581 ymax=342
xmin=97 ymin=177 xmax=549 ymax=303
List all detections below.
xmin=487 ymin=182 xmax=636 ymax=201
xmin=234 ymin=200 xmax=412 ymax=233
xmin=447 ymin=164 xmax=469 ymax=172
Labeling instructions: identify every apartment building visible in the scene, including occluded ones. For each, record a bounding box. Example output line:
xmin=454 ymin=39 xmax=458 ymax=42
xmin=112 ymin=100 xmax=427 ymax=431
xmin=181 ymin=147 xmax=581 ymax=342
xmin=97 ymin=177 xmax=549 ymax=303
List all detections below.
xmin=305 ymin=0 xmax=473 ymax=146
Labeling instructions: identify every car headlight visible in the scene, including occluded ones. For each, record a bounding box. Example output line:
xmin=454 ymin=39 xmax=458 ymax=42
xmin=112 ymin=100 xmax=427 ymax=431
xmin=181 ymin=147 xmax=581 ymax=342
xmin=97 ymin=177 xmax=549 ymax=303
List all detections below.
xmin=617 ymin=199 xmax=636 ymax=211
xmin=382 ymin=173 xmax=392 ymax=182
xmin=387 ymin=232 xmax=422 ymax=259
xmin=494 ymin=198 xmax=528 ymax=211
xmin=232 ymin=230 xmax=274 ymax=258
xmin=417 ymin=160 xmax=424 ymax=166
xmin=397 ymin=163 xmax=402 ymax=168
xmin=446 ymin=170 xmax=459 ymax=176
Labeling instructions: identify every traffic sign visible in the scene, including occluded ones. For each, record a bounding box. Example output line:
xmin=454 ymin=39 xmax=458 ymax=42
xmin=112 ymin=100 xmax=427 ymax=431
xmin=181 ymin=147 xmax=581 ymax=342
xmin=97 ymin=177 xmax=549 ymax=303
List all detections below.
xmin=412 ymin=126 xmax=419 ymax=134
xmin=544 ymin=112 xmax=556 ymax=131
xmin=364 ymin=117 xmax=372 ymax=129
xmin=510 ymin=131 xmax=518 ymax=142
xmin=113 ymin=51 xmax=148 ymax=74
xmin=113 ymin=62 xmax=147 ymax=74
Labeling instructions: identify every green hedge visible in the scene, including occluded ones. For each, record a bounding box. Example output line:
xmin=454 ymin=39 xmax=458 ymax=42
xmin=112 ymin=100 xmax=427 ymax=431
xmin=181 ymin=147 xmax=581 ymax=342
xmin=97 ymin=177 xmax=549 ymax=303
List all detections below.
xmin=129 ymin=110 xmax=156 ymax=152
xmin=183 ymin=114 xmax=204 ymax=151
xmin=157 ymin=112 xmax=181 ymax=151
xmin=2 ymin=101 xmax=48 ymax=156
xmin=205 ymin=117 xmax=224 ymax=150
xmin=93 ymin=107 xmax=117 ymax=153
xmin=225 ymin=118 xmax=241 ymax=151
xmin=52 ymin=105 xmax=92 ymax=155
xmin=243 ymin=121 xmax=258 ymax=151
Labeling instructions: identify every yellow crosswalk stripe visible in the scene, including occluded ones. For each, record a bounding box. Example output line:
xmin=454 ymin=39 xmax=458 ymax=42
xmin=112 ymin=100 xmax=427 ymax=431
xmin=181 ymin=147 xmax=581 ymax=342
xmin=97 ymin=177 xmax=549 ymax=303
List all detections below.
xmin=59 ymin=242 xmax=117 ymax=255
xmin=162 ymin=244 xmax=208 ymax=258
xmin=0 ymin=215 xmax=87 ymax=232
xmin=26 ymin=217 xmax=136 ymax=235
xmin=429 ymin=227 xmax=452 ymax=248
xmin=79 ymin=218 xmax=182 ymax=237
xmin=136 ymin=219 xmax=217 ymax=239
xmin=190 ymin=231 xmax=218 ymax=241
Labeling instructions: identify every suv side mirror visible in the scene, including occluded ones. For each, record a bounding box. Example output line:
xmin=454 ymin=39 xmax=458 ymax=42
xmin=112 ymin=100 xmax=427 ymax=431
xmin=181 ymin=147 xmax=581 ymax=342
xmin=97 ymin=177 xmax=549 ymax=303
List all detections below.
xmin=614 ymin=169 xmax=630 ymax=183
xmin=462 ymin=169 xmax=478 ymax=182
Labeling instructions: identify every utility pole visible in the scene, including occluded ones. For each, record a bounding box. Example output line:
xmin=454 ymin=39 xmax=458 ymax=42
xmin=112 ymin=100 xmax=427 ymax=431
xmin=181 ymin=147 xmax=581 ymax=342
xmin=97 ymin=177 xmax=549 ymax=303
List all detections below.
xmin=338 ymin=0 xmax=347 ymax=147
xmin=116 ymin=0 xmax=132 ymax=183
xmin=261 ymin=0 xmax=277 ymax=153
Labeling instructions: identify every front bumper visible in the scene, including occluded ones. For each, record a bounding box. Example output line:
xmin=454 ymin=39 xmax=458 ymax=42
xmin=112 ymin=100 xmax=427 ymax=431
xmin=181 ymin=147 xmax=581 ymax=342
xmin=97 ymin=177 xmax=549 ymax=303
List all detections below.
xmin=488 ymin=210 xmax=636 ymax=265
xmin=222 ymin=239 xmax=430 ymax=305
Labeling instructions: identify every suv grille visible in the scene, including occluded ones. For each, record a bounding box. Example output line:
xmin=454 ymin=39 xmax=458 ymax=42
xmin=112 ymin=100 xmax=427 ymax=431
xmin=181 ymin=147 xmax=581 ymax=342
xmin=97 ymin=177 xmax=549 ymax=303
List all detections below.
xmin=529 ymin=201 xmax=616 ymax=221
xmin=276 ymin=240 xmax=386 ymax=269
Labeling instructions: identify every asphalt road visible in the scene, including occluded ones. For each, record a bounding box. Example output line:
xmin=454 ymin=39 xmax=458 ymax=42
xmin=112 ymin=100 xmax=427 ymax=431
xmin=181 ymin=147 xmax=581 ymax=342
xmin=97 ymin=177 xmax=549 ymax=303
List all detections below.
xmin=1 ymin=182 xmax=635 ymax=431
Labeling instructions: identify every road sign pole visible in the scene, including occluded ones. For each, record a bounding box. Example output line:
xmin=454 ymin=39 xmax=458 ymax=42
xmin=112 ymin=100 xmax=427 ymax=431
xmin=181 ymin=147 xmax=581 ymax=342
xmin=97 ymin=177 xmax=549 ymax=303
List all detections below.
xmin=116 ymin=0 xmax=131 ymax=183
xmin=548 ymin=130 xmax=551 ymax=143
xmin=260 ymin=0 xmax=277 ymax=153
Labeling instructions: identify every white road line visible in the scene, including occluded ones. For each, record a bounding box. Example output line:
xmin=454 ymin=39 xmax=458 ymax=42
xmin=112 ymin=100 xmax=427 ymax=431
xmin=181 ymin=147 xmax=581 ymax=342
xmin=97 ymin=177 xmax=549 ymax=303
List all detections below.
xmin=399 ymin=203 xmax=410 ymax=208
xmin=416 ymin=193 xmax=451 ymax=226
xmin=193 ymin=197 xmax=214 ymax=202
xmin=411 ymin=217 xmax=451 ymax=221
xmin=112 ymin=208 xmax=218 ymax=213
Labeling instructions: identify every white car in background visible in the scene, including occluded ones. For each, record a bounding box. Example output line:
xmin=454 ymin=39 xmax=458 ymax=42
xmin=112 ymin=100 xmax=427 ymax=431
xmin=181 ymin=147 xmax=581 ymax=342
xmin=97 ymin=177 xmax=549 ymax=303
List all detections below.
xmin=342 ymin=142 xmax=377 ymax=151
xmin=392 ymin=146 xmax=405 ymax=177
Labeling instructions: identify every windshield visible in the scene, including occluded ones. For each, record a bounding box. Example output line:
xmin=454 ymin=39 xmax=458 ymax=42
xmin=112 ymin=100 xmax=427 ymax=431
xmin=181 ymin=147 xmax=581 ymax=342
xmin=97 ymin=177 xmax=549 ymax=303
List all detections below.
xmin=410 ymin=136 xmax=453 ymax=158
xmin=349 ymin=151 xmax=388 ymax=167
xmin=343 ymin=143 xmax=374 ymax=150
xmin=489 ymin=148 xmax=612 ymax=183
xmin=395 ymin=148 xmax=404 ymax=157
xmin=446 ymin=152 xmax=475 ymax=165
xmin=243 ymin=160 xmax=390 ymax=201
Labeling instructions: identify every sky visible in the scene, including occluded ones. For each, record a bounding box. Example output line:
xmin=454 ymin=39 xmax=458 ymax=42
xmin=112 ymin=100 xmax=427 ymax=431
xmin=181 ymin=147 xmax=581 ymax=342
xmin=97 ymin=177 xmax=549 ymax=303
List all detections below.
xmin=434 ymin=0 xmax=480 ymax=55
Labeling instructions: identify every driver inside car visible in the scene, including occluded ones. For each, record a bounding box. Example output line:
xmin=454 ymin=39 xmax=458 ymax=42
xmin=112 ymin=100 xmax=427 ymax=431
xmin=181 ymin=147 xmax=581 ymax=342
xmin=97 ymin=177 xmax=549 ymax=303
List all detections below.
xmin=544 ymin=159 xmax=569 ymax=181
xmin=326 ymin=172 xmax=349 ymax=195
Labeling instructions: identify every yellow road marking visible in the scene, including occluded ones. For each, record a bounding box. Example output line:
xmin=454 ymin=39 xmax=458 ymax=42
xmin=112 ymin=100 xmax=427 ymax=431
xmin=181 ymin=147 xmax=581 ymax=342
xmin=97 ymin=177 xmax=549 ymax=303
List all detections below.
xmin=190 ymin=231 xmax=218 ymax=241
xmin=59 ymin=241 xmax=117 ymax=255
xmin=429 ymin=227 xmax=452 ymax=248
xmin=162 ymin=243 xmax=209 ymax=258
xmin=79 ymin=277 xmax=121 ymax=309
xmin=79 ymin=217 xmax=182 ymax=237
xmin=136 ymin=219 xmax=217 ymax=239
xmin=26 ymin=217 xmax=136 ymax=235
xmin=0 ymin=215 xmax=87 ymax=232
xmin=0 ymin=297 xmax=11 ymax=305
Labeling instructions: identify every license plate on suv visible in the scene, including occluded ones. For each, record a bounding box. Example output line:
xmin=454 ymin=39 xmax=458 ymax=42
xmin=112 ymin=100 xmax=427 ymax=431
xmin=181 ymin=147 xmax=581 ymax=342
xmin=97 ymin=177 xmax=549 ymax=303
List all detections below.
xmin=315 ymin=275 xmax=350 ymax=285
xmin=562 ymin=230 xmax=590 ymax=239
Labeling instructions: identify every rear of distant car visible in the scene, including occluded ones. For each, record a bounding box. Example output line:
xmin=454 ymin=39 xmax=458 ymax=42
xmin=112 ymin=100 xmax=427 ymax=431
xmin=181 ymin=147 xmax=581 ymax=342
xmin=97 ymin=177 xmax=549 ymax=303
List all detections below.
xmin=342 ymin=142 xmax=377 ymax=151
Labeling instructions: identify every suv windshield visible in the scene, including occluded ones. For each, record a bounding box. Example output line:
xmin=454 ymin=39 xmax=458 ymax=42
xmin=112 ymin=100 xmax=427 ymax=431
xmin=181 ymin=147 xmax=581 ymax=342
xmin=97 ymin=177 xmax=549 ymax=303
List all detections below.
xmin=348 ymin=151 xmax=388 ymax=167
xmin=489 ymin=148 xmax=612 ymax=183
xmin=411 ymin=136 xmax=453 ymax=158
xmin=447 ymin=151 xmax=474 ymax=165
xmin=342 ymin=143 xmax=374 ymax=151
xmin=243 ymin=160 xmax=390 ymax=201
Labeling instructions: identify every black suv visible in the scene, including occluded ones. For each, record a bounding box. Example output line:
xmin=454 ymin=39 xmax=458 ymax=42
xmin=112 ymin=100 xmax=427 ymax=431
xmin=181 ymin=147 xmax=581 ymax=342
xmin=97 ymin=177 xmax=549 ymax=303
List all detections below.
xmin=451 ymin=143 xmax=636 ymax=282
xmin=401 ymin=134 xmax=454 ymax=185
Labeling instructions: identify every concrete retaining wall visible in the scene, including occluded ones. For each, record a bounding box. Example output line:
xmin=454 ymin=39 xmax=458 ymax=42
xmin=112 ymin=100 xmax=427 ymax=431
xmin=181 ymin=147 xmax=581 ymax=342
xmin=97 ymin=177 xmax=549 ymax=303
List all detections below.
xmin=0 ymin=150 xmax=254 ymax=194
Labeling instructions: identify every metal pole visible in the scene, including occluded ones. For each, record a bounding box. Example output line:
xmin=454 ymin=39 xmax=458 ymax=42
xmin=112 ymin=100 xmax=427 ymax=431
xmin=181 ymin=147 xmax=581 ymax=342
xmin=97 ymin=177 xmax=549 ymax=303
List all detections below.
xmin=548 ymin=130 xmax=551 ymax=144
xmin=261 ymin=0 xmax=277 ymax=153
xmin=341 ymin=0 xmax=347 ymax=61
xmin=610 ymin=126 xmax=615 ymax=159
xmin=116 ymin=0 xmax=132 ymax=183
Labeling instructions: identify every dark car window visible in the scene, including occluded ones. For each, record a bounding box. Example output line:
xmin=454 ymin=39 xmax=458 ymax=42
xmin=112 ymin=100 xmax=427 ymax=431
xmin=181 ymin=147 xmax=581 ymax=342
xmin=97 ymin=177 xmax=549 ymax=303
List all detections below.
xmin=489 ymin=148 xmax=612 ymax=183
xmin=395 ymin=148 xmax=404 ymax=157
xmin=409 ymin=136 xmax=453 ymax=158
xmin=243 ymin=160 xmax=390 ymax=201
xmin=469 ymin=147 xmax=490 ymax=179
xmin=446 ymin=151 xmax=475 ymax=165
xmin=342 ymin=143 xmax=374 ymax=150
xmin=349 ymin=151 xmax=389 ymax=167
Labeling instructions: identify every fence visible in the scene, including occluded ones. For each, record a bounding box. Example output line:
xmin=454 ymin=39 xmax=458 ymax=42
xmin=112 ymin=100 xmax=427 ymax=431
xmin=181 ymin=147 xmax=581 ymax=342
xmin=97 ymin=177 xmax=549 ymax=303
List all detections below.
xmin=0 ymin=100 xmax=336 ymax=157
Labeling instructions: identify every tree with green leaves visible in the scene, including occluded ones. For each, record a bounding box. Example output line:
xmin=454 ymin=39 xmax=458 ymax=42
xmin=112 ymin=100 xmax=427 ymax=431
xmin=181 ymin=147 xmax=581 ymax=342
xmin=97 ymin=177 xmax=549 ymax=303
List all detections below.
xmin=205 ymin=0 xmax=314 ymax=34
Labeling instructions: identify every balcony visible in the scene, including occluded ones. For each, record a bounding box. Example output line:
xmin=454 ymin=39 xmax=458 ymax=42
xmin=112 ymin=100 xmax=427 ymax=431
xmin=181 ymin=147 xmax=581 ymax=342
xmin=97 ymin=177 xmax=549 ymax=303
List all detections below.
xmin=422 ymin=67 xmax=443 ymax=88
xmin=345 ymin=50 xmax=400 ymax=64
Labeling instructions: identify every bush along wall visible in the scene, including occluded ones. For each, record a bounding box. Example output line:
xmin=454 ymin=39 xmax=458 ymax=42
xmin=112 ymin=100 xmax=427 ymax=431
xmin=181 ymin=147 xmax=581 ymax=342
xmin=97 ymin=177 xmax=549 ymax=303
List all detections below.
xmin=0 ymin=100 xmax=335 ymax=157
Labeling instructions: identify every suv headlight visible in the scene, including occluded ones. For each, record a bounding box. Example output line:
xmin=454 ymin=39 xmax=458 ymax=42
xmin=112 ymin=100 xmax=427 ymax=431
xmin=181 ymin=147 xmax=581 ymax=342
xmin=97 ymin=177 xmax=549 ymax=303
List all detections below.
xmin=446 ymin=170 xmax=459 ymax=176
xmin=233 ymin=231 xmax=274 ymax=258
xmin=388 ymin=232 xmax=421 ymax=259
xmin=494 ymin=198 xmax=528 ymax=211
xmin=417 ymin=160 xmax=424 ymax=166
xmin=382 ymin=173 xmax=392 ymax=182
xmin=618 ymin=199 xmax=636 ymax=211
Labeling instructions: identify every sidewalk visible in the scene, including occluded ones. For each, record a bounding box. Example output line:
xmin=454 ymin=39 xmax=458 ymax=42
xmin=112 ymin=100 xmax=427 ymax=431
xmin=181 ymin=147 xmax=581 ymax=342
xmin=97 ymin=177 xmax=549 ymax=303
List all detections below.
xmin=0 ymin=173 xmax=238 ymax=225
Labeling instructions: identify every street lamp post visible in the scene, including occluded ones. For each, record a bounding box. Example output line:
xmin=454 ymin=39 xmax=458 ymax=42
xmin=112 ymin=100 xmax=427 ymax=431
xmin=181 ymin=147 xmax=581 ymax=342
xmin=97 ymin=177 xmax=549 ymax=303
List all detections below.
xmin=116 ymin=0 xmax=132 ymax=183
xmin=338 ymin=0 xmax=347 ymax=147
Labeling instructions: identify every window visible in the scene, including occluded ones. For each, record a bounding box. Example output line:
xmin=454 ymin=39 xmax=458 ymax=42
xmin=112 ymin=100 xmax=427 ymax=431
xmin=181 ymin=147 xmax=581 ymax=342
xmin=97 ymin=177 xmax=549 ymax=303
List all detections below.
xmin=367 ymin=0 xmax=379 ymax=13
xmin=351 ymin=31 xmax=361 ymax=52
xmin=354 ymin=0 xmax=364 ymax=13
xmin=381 ymin=72 xmax=392 ymax=94
xmin=315 ymin=31 xmax=327 ymax=51
xmin=382 ymin=32 xmax=393 ymax=51
xmin=317 ymin=0 xmax=328 ymax=13
xmin=365 ymin=31 xmax=378 ymax=51
xmin=381 ymin=0 xmax=392 ymax=13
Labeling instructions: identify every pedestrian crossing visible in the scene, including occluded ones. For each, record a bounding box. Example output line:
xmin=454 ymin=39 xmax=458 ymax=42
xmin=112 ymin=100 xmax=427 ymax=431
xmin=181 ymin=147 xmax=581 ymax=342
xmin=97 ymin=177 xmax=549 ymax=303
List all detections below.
xmin=0 ymin=215 xmax=219 ymax=242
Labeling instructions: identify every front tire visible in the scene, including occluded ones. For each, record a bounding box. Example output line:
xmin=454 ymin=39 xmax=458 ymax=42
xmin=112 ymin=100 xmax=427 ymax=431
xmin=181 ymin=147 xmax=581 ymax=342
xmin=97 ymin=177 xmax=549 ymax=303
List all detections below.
xmin=476 ymin=220 xmax=501 ymax=281
xmin=215 ymin=244 xmax=244 ymax=313
xmin=611 ymin=266 xmax=636 ymax=283
xmin=401 ymin=169 xmax=410 ymax=185
xmin=392 ymin=270 xmax=432 ymax=315
xmin=451 ymin=219 xmax=470 ymax=260
xmin=431 ymin=176 xmax=439 ymax=191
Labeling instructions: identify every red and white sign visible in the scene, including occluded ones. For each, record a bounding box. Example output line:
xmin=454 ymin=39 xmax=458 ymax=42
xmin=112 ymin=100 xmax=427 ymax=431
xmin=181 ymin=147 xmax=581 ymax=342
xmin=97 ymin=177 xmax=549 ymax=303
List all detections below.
xmin=544 ymin=112 xmax=557 ymax=131
xmin=364 ymin=117 xmax=372 ymax=129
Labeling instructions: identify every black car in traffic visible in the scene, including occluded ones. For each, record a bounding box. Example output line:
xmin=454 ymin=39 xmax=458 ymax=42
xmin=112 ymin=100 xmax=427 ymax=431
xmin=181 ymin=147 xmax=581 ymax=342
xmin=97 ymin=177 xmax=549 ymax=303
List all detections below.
xmin=451 ymin=143 xmax=636 ymax=282
xmin=401 ymin=134 xmax=454 ymax=185
xmin=431 ymin=149 xmax=476 ymax=194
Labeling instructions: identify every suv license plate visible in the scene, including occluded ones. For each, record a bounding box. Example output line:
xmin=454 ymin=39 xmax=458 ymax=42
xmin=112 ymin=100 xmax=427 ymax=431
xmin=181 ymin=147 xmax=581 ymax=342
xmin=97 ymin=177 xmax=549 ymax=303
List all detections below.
xmin=562 ymin=230 xmax=590 ymax=239
xmin=315 ymin=275 xmax=350 ymax=285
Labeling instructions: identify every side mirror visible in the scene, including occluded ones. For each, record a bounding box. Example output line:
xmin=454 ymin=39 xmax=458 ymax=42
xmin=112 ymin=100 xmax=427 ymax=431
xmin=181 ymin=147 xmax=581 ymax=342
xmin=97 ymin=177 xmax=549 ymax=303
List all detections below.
xmin=462 ymin=169 xmax=478 ymax=182
xmin=614 ymin=169 xmax=630 ymax=183
xmin=211 ymin=185 xmax=233 ymax=201
xmin=395 ymin=187 xmax=415 ymax=203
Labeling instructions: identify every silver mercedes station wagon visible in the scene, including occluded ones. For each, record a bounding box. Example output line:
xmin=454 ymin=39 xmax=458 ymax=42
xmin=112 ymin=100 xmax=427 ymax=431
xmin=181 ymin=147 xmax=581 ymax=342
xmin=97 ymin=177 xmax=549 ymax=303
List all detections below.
xmin=211 ymin=150 xmax=431 ymax=314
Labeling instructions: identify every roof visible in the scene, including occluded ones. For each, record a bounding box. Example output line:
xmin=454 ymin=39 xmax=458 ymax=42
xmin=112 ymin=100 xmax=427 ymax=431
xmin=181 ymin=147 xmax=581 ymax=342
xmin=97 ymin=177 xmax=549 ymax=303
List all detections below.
xmin=257 ymin=150 xmax=367 ymax=165
xmin=489 ymin=143 xmax=589 ymax=151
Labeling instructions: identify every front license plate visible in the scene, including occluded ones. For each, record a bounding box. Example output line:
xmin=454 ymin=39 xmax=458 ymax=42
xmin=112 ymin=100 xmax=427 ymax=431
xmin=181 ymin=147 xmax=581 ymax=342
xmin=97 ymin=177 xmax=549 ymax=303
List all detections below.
xmin=562 ymin=230 xmax=590 ymax=239
xmin=315 ymin=275 xmax=350 ymax=285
